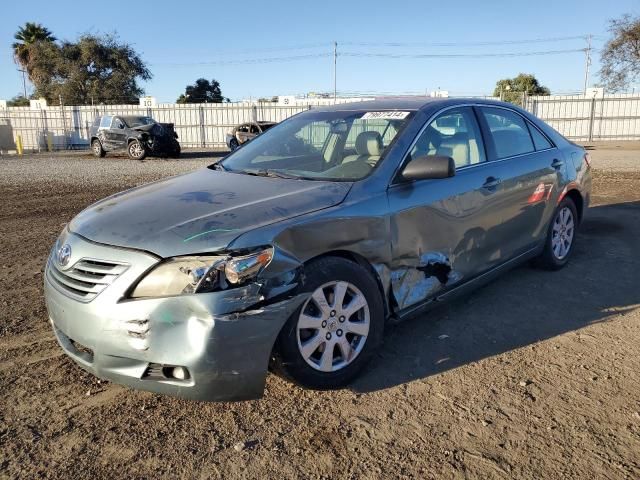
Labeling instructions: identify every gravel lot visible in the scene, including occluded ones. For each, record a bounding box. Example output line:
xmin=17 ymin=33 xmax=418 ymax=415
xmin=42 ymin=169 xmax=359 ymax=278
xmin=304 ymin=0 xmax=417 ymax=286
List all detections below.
xmin=1 ymin=147 xmax=639 ymax=479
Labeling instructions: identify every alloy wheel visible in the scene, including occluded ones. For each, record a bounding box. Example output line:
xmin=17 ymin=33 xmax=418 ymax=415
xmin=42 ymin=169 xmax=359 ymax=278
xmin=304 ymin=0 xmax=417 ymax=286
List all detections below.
xmin=296 ymin=281 xmax=370 ymax=372
xmin=129 ymin=141 xmax=144 ymax=159
xmin=551 ymin=206 xmax=575 ymax=260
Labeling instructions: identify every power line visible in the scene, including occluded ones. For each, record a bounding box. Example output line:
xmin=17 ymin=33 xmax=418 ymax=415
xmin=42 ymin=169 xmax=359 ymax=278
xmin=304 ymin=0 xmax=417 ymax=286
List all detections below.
xmin=341 ymin=35 xmax=602 ymax=47
xmin=153 ymin=47 xmax=586 ymax=67
xmin=341 ymin=48 xmax=586 ymax=59
xmin=153 ymin=53 xmax=332 ymax=66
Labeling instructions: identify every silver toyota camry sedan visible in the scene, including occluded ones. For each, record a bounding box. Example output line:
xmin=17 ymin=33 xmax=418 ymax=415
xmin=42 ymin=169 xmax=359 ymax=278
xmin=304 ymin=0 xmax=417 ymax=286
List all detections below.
xmin=44 ymin=98 xmax=591 ymax=401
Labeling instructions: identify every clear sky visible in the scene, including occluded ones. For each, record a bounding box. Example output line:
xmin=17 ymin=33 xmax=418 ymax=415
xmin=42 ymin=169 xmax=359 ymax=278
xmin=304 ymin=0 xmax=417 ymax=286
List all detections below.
xmin=1 ymin=0 xmax=639 ymax=102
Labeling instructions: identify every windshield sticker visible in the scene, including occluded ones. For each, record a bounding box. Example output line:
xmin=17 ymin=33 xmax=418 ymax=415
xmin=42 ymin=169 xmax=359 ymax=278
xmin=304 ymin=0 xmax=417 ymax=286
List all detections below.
xmin=361 ymin=111 xmax=410 ymax=120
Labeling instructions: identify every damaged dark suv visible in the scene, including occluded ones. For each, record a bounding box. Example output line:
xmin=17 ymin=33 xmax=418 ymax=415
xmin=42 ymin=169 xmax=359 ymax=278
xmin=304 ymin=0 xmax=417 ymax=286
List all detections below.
xmin=90 ymin=115 xmax=181 ymax=160
xmin=45 ymin=98 xmax=591 ymax=402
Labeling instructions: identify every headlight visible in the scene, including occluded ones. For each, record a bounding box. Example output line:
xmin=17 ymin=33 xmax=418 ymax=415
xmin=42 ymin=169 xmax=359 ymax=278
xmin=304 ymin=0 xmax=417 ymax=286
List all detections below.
xmin=130 ymin=248 xmax=273 ymax=299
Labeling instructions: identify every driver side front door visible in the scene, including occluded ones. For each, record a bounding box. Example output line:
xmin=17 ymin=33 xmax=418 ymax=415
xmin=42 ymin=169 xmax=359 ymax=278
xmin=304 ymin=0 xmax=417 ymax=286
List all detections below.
xmin=387 ymin=106 xmax=512 ymax=312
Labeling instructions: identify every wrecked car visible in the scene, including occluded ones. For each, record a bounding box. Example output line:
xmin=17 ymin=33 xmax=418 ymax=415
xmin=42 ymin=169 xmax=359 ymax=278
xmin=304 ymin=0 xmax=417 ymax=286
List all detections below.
xmin=90 ymin=115 xmax=181 ymax=160
xmin=225 ymin=121 xmax=277 ymax=151
xmin=45 ymin=98 xmax=591 ymax=401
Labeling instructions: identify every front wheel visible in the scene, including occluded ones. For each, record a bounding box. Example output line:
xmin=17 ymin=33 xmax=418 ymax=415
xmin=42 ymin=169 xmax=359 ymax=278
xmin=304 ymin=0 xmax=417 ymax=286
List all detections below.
xmin=535 ymin=197 xmax=578 ymax=270
xmin=229 ymin=138 xmax=239 ymax=151
xmin=272 ymin=257 xmax=384 ymax=390
xmin=127 ymin=139 xmax=147 ymax=160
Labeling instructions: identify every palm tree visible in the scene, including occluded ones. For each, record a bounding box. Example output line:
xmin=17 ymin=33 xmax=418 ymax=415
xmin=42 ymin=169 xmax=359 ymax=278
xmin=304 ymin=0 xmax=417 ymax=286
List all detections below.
xmin=12 ymin=22 xmax=56 ymax=70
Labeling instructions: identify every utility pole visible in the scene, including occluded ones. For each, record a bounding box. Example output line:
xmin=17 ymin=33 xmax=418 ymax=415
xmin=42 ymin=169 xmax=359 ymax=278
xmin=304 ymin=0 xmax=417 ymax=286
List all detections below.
xmin=17 ymin=69 xmax=27 ymax=98
xmin=333 ymin=41 xmax=337 ymax=103
xmin=583 ymin=34 xmax=592 ymax=95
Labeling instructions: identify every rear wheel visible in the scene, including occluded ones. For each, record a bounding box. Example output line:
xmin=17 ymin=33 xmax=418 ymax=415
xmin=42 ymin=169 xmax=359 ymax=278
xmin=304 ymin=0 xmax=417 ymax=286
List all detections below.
xmin=91 ymin=139 xmax=105 ymax=158
xmin=272 ymin=257 xmax=384 ymax=390
xmin=535 ymin=197 xmax=578 ymax=270
xmin=127 ymin=139 xmax=147 ymax=160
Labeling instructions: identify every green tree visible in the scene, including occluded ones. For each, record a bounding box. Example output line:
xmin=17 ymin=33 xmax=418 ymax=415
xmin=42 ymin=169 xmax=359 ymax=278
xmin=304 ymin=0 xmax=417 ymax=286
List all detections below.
xmin=7 ymin=95 xmax=30 ymax=107
xmin=12 ymin=22 xmax=56 ymax=72
xmin=176 ymin=78 xmax=228 ymax=103
xmin=27 ymin=33 xmax=151 ymax=105
xmin=599 ymin=14 xmax=640 ymax=91
xmin=493 ymin=73 xmax=550 ymax=105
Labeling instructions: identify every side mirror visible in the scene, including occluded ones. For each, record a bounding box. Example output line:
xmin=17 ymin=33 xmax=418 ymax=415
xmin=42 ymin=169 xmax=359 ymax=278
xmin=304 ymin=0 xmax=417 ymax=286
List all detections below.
xmin=401 ymin=155 xmax=456 ymax=181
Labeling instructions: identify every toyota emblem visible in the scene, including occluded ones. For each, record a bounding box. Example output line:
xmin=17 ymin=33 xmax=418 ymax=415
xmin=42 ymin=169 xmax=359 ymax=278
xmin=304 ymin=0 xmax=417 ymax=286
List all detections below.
xmin=57 ymin=244 xmax=72 ymax=267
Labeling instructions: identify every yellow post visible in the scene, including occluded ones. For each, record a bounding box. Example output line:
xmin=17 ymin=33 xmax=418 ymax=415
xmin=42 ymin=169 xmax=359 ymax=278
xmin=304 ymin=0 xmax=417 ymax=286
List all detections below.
xmin=47 ymin=132 xmax=53 ymax=152
xmin=16 ymin=135 xmax=23 ymax=155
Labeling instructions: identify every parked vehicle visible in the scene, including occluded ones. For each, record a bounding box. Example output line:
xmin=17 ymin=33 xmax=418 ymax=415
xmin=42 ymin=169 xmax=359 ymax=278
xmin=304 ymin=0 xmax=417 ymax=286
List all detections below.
xmin=90 ymin=115 xmax=181 ymax=160
xmin=45 ymin=98 xmax=591 ymax=402
xmin=225 ymin=121 xmax=277 ymax=150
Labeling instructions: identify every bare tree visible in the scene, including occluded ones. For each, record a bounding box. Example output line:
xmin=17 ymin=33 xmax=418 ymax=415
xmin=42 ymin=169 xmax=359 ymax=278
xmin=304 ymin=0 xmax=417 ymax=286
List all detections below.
xmin=599 ymin=14 xmax=640 ymax=91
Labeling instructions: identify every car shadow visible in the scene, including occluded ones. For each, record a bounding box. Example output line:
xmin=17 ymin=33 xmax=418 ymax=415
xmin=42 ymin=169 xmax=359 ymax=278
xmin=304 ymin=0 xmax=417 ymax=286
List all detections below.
xmin=351 ymin=200 xmax=640 ymax=394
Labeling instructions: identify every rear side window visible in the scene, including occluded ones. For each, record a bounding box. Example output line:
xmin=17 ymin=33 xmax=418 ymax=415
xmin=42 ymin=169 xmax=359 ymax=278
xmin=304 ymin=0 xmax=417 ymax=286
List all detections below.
xmin=99 ymin=116 xmax=112 ymax=128
xmin=527 ymin=122 xmax=553 ymax=150
xmin=92 ymin=117 xmax=101 ymax=127
xmin=480 ymin=107 xmax=534 ymax=159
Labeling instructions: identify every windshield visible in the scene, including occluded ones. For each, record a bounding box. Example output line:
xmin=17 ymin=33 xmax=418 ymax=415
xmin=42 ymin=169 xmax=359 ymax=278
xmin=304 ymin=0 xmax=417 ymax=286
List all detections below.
xmin=123 ymin=116 xmax=156 ymax=128
xmin=218 ymin=110 xmax=414 ymax=181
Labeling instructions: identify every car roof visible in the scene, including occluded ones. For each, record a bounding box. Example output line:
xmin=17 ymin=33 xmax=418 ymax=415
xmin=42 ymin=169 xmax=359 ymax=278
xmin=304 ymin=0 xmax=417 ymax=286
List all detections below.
xmin=311 ymin=97 xmax=514 ymax=112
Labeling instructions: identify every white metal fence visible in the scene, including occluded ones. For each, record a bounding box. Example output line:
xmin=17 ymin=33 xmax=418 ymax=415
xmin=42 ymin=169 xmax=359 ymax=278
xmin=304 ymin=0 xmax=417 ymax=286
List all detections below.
xmin=523 ymin=93 xmax=640 ymax=141
xmin=0 ymin=98 xmax=371 ymax=152
xmin=2 ymin=94 xmax=640 ymax=152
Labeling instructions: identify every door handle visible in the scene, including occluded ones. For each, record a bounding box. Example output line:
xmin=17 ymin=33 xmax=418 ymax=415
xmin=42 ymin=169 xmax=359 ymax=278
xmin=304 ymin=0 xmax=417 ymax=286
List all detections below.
xmin=482 ymin=176 xmax=502 ymax=190
xmin=551 ymin=159 xmax=564 ymax=169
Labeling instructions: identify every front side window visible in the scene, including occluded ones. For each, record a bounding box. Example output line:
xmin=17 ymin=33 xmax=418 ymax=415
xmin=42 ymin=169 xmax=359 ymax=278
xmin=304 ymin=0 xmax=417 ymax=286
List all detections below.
xmin=480 ymin=107 xmax=535 ymax=159
xmin=99 ymin=116 xmax=112 ymax=128
xmin=218 ymin=110 xmax=414 ymax=181
xmin=408 ymin=107 xmax=486 ymax=169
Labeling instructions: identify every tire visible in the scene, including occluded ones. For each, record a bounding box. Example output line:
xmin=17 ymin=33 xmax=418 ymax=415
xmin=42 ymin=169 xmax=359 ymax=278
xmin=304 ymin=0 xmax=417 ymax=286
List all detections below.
xmin=127 ymin=139 xmax=147 ymax=160
xmin=91 ymin=139 xmax=105 ymax=158
xmin=272 ymin=256 xmax=384 ymax=390
xmin=535 ymin=197 xmax=579 ymax=270
xmin=171 ymin=144 xmax=181 ymax=158
xmin=229 ymin=138 xmax=239 ymax=151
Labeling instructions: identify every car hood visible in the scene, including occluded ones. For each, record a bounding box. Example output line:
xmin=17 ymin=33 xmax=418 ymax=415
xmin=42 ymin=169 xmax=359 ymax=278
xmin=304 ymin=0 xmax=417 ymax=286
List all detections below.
xmin=69 ymin=169 xmax=351 ymax=257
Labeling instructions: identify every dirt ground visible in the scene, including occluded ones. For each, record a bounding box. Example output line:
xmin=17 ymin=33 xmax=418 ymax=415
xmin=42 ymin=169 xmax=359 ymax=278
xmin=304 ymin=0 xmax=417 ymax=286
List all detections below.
xmin=1 ymin=146 xmax=639 ymax=479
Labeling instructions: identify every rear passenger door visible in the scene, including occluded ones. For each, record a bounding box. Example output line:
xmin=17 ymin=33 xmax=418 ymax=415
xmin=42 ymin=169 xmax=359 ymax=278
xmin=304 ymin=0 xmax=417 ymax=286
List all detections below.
xmin=97 ymin=115 xmax=113 ymax=150
xmin=109 ymin=117 xmax=128 ymax=150
xmin=476 ymin=106 xmax=562 ymax=259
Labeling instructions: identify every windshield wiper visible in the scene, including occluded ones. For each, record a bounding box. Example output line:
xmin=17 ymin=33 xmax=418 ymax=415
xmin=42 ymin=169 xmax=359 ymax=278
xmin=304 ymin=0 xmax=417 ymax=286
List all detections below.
xmin=211 ymin=162 xmax=227 ymax=171
xmin=241 ymin=168 xmax=305 ymax=180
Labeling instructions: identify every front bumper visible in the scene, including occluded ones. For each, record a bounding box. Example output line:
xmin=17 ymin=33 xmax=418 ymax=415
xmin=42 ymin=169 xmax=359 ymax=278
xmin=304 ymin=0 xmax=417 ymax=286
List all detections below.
xmin=44 ymin=231 xmax=304 ymax=402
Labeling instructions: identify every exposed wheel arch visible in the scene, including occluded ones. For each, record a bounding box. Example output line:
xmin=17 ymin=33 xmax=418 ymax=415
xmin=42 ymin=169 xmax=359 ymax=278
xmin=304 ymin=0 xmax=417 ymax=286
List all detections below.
xmin=563 ymin=189 xmax=584 ymax=224
xmin=303 ymin=250 xmax=391 ymax=320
